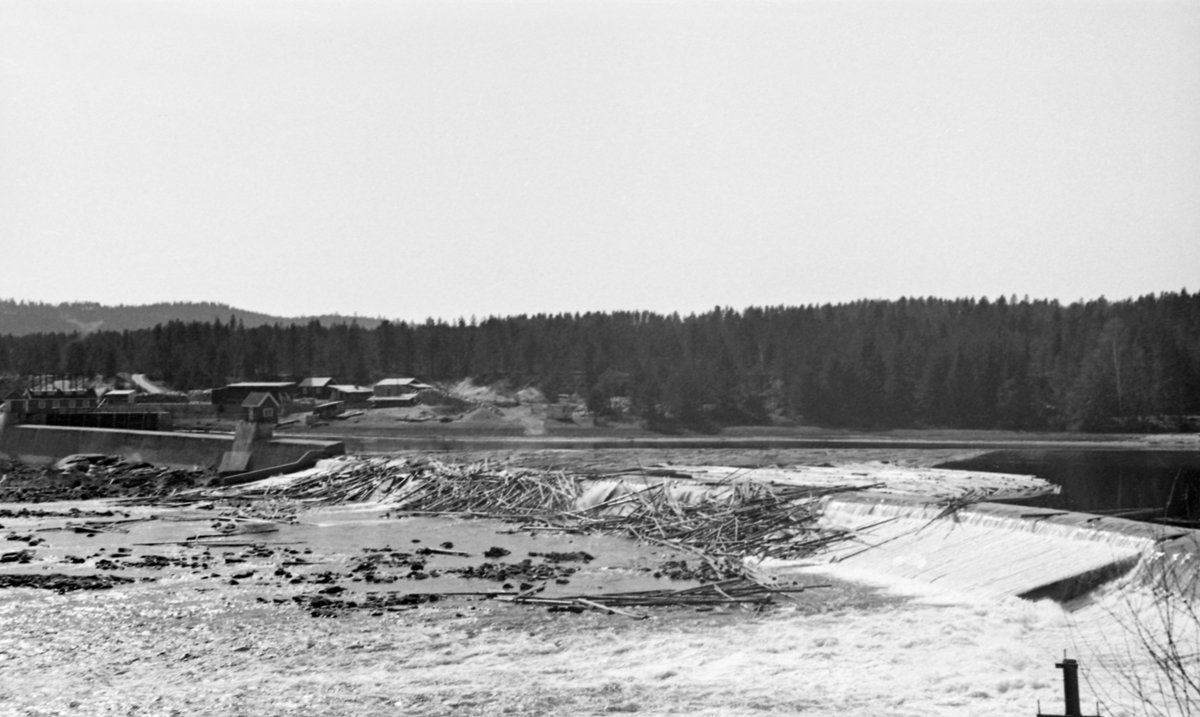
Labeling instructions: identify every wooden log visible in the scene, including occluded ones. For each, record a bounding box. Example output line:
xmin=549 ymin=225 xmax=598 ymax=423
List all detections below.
xmin=572 ymin=598 xmax=649 ymax=620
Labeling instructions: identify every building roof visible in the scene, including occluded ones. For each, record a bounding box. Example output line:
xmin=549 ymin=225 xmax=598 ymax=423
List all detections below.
xmin=330 ymin=384 xmax=373 ymax=394
xmin=103 ymin=389 xmax=137 ymax=397
xmin=375 ymin=378 xmax=427 ymax=388
xmin=241 ymin=392 xmax=281 ymax=408
xmin=298 ymin=377 xmax=335 ymax=388
xmin=225 ymin=382 xmax=296 ymax=389
xmin=26 ymin=387 xmax=96 ymax=398
xmin=369 ymin=392 xmax=420 ymax=403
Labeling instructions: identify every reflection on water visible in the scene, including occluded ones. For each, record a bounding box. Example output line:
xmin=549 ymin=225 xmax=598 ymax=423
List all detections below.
xmin=937 ymin=450 xmax=1200 ymax=525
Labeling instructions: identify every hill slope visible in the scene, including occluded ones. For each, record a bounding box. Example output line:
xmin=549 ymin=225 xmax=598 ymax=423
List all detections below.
xmin=0 ymin=300 xmax=385 ymax=336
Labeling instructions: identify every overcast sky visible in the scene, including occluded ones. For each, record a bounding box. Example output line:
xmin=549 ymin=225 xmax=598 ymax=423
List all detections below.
xmin=2 ymin=0 xmax=1198 ymax=322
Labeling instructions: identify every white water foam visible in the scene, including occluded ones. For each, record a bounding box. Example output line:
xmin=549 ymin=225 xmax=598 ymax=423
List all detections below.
xmin=778 ymin=497 xmax=1161 ymax=599
xmin=754 ymin=497 xmax=1199 ymax=716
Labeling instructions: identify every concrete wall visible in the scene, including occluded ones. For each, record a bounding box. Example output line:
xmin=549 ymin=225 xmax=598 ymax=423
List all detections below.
xmin=0 ymin=424 xmax=343 ymax=471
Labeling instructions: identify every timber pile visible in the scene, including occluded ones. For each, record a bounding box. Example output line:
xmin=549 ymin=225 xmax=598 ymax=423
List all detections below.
xmin=237 ymin=457 xmax=580 ymax=517
xmin=564 ymin=480 xmax=874 ymax=577
xmin=199 ymin=457 xmax=1049 ymax=613
xmin=226 ymin=457 xmax=870 ymax=581
xmin=600 ymin=464 xmax=1057 ymax=502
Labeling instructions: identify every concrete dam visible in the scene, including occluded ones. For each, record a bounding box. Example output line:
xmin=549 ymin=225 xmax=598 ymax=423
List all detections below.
xmin=0 ymin=424 xmax=344 ymax=474
xmin=780 ymin=493 xmax=1198 ymax=603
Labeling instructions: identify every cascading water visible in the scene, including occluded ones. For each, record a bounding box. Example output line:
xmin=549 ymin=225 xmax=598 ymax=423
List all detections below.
xmin=756 ymin=493 xmax=1200 ymax=714
xmin=759 ymin=494 xmax=1191 ymax=603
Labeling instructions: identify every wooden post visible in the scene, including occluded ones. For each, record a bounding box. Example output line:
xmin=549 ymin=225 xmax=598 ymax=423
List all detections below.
xmin=1037 ymin=657 xmax=1096 ymax=717
xmin=1056 ymin=658 xmax=1081 ymax=716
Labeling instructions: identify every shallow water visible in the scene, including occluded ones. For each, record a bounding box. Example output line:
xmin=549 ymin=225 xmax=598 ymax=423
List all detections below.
xmin=0 ymin=500 xmax=714 ymax=597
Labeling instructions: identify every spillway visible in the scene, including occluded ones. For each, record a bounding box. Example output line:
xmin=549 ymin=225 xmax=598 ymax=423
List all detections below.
xmin=760 ymin=492 xmax=1199 ymax=604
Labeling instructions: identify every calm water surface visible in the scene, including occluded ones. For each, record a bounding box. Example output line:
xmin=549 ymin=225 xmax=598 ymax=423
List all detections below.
xmin=938 ymin=449 xmax=1200 ymax=524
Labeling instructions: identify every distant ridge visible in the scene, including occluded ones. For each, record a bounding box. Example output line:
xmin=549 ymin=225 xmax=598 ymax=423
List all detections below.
xmin=0 ymin=299 xmax=386 ymax=336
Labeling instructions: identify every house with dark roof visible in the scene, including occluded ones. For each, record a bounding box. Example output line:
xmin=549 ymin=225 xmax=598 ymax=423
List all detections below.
xmin=241 ymin=392 xmax=280 ymax=423
xmin=212 ymin=382 xmax=295 ymax=414
xmin=2 ymin=384 xmax=164 ymax=429
xmin=5 ymin=386 xmax=100 ymax=415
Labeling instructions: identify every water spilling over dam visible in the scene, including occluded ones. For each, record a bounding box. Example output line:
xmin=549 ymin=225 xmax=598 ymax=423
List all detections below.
xmin=763 ymin=493 xmax=1195 ymax=603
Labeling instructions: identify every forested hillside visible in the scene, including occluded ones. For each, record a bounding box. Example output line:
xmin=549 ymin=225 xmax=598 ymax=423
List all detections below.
xmin=2 ymin=294 xmax=1198 ymax=432
xmin=0 ymin=299 xmax=383 ymax=336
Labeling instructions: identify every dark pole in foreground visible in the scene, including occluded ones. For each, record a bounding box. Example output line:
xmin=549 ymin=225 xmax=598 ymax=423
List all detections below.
xmin=1057 ymin=658 xmax=1081 ymax=716
xmin=1037 ymin=656 xmax=1098 ymax=717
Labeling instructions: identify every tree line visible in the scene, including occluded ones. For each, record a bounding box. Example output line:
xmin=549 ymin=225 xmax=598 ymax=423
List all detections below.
xmin=1 ymin=293 xmax=1198 ymax=432
xmin=0 ymin=298 xmax=384 ymax=336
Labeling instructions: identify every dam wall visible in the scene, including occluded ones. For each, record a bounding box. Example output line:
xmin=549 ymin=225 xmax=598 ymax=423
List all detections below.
xmin=0 ymin=424 xmax=344 ymax=471
xmin=764 ymin=492 xmax=1199 ymax=603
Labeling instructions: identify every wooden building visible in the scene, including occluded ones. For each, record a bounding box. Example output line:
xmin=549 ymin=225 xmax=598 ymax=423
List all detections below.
xmin=4 ymin=386 xmax=101 ymax=415
xmin=328 ymin=385 xmax=374 ymax=407
xmin=2 ymin=383 xmax=165 ymax=430
xmin=297 ymin=377 xmax=336 ymax=400
xmin=373 ymin=378 xmax=432 ymax=398
xmin=311 ymin=401 xmax=344 ymax=420
xmin=241 ymin=392 xmax=280 ymax=423
xmin=368 ymin=392 xmax=419 ymax=408
xmin=100 ymin=389 xmax=138 ymax=406
xmin=212 ymin=382 xmax=295 ymax=414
